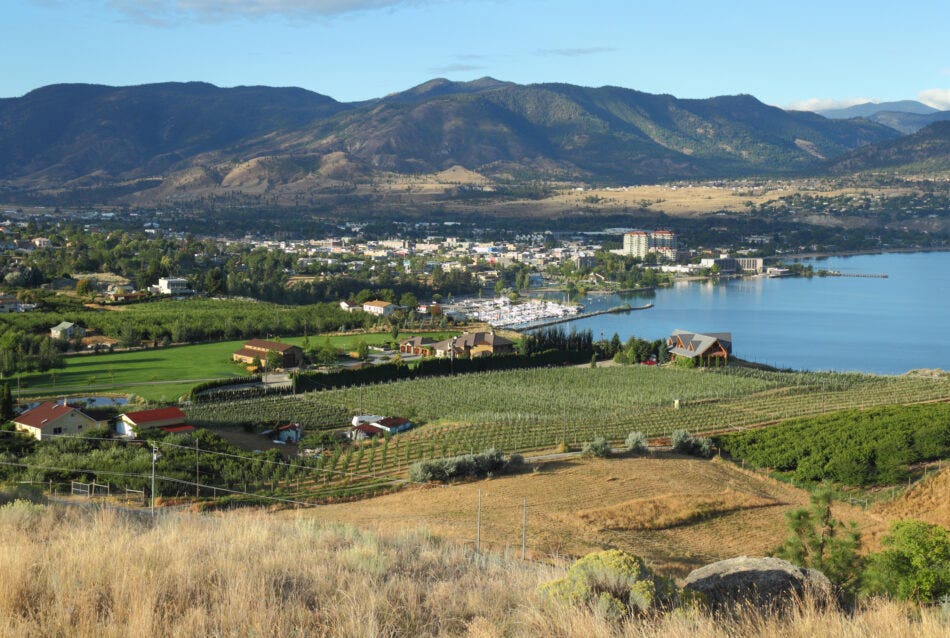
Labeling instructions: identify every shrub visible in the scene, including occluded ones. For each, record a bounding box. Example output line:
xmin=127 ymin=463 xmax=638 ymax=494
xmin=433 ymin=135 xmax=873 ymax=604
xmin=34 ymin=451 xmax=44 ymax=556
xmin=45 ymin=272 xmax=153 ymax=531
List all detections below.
xmin=671 ymin=429 xmax=713 ymax=458
xmin=863 ymin=520 xmax=950 ymax=604
xmin=582 ymin=436 xmax=612 ymax=458
xmin=506 ymin=454 xmax=525 ymax=472
xmin=409 ymin=449 xmax=508 ymax=483
xmin=625 ymin=431 xmax=648 ymax=454
xmin=539 ymin=549 xmax=676 ymax=619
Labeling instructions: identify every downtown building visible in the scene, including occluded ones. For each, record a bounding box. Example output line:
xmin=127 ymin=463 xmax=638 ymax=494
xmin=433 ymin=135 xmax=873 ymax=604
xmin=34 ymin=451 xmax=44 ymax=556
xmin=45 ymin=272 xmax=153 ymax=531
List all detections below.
xmin=622 ymin=230 xmax=678 ymax=260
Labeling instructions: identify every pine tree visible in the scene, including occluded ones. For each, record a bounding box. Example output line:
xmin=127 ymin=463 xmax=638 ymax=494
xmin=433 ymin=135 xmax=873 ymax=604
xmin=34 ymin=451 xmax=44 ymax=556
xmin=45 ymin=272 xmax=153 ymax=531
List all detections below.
xmin=0 ymin=383 xmax=12 ymax=420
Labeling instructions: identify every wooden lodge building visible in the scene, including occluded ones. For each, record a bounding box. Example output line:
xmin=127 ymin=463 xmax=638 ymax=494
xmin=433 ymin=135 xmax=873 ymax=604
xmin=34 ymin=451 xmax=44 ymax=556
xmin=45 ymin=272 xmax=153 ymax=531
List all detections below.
xmin=232 ymin=339 xmax=304 ymax=369
xmin=667 ymin=330 xmax=732 ymax=365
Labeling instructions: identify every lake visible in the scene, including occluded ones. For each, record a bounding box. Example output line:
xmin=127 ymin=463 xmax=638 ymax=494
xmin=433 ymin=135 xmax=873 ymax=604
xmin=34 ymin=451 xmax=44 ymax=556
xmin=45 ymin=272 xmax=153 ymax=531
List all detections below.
xmin=552 ymin=251 xmax=949 ymax=375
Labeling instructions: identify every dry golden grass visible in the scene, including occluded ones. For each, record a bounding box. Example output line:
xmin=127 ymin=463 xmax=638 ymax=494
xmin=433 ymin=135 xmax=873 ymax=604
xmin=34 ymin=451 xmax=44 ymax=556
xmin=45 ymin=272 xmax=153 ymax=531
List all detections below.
xmin=305 ymin=455 xmax=885 ymax=576
xmin=577 ymin=490 xmax=779 ymax=531
xmin=873 ymin=466 xmax=950 ymax=530
xmin=544 ymin=184 xmax=919 ymax=216
xmin=0 ymin=501 xmax=945 ymax=637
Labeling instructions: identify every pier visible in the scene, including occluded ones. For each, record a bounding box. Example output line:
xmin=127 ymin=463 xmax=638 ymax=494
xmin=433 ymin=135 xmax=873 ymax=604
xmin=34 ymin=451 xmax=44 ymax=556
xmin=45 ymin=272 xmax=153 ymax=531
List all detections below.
xmin=823 ymin=271 xmax=888 ymax=279
xmin=519 ymin=303 xmax=653 ymax=330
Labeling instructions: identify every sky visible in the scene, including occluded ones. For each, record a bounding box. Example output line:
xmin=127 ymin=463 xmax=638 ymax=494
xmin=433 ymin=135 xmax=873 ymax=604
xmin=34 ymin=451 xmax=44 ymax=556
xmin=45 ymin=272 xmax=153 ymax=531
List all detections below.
xmin=2 ymin=0 xmax=948 ymax=110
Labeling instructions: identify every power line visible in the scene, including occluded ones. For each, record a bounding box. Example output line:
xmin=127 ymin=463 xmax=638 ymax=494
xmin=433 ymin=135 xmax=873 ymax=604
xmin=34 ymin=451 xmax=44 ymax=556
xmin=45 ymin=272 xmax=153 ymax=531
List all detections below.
xmin=0 ymin=429 xmax=407 ymax=485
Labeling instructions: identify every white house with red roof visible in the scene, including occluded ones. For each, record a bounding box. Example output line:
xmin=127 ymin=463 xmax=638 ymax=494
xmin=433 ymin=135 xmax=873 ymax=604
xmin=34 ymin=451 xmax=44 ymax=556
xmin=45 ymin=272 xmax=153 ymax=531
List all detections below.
xmin=346 ymin=416 xmax=413 ymax=440
xmin=117 ymin=407 xmax=193 ymax=436
xmin=13 ymin=401 xmax=98 ymax=440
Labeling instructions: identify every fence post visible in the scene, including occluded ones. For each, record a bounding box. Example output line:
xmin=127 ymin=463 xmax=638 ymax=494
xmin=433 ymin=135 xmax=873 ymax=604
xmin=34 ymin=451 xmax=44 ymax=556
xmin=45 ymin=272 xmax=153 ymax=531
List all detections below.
xmin=476 ymin=490 xmax=482 ymax=555
xmin=522 ymin=497 xmax=527 ymax=561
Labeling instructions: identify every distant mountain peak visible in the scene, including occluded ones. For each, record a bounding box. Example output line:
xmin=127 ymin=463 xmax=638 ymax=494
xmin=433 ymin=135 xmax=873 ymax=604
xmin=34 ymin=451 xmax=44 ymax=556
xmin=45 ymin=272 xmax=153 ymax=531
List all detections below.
xmin=818 ymin=100 xmax=939 ymax=119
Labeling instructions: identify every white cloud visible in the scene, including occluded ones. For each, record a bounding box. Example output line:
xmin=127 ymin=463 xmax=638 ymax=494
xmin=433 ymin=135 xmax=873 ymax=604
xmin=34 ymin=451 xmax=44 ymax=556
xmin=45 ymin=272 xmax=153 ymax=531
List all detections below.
xmin=429 ymin=63 xmax=483 ymax=73
xmin=536 ymin=46 xmax=617 ymax=58
xmin=105 ymin=0 xmax=438 ymax=23
xmin=917 ymin=88 xmax=950 ymax=110
xmin=785 ymin=97 xmax=877 ymax=112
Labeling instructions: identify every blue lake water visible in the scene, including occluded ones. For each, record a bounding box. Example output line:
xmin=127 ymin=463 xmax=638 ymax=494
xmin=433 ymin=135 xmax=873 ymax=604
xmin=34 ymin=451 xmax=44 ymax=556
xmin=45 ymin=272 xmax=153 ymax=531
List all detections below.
xmin=554 ymin=251 xmax=949 ymax=374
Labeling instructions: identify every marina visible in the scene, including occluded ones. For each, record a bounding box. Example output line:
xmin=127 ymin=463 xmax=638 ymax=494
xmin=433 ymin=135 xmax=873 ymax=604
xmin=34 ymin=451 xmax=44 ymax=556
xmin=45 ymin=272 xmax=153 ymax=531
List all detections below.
xmin=448 ymin=297 xmax=583 ymax=329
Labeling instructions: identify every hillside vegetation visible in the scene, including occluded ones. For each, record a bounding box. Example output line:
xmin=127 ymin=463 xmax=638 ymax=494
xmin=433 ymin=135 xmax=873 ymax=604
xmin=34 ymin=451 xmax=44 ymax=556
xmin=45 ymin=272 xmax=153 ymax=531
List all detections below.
xmin=0 ymin=79 xmax=901 ymax=199
xmin=717 ymin=402 xmax=950 ymax=486
xmin=0 ymin=502 xmax=945 ymax=637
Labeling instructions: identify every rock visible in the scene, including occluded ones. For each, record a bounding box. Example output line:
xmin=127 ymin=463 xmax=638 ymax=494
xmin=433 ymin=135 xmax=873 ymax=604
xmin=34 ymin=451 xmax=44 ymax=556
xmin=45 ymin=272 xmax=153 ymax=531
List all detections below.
xmin=683 ymin=556 xmax=834 ymax=611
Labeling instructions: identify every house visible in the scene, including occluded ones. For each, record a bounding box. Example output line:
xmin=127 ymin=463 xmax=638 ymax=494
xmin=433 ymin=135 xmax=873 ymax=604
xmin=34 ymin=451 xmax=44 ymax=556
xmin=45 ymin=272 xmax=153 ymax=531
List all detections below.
xmin=362 ymin=300 xmax=396 ymax=317
xmin=347 ymin=423 xmax=385 ymax=440
xmin=339 ymin=300 xmax=357 ymax=312
xmin=432 ymin=332 xmax=515 ymax=358
xmin=155 ymin=277 xmax=191 ymax=295
xmin=0 ymin=295 xmax=19 ymax=313
xmin=13 ymin=401 xmax=98 ymax=440
xmin=232 ymin=339 xmax=305 ymax=369
xmin=416 ymin=303 xmax=441 ymax=316
xmin=399 ymin=336 xmax=437 ymax=356
xmin=263 ymin=422 xmax=303 ymax=443
xmin=50 ymin=321 xmax=85 ymax=340
xmin=372 ymin=416 xmax=412 ymax=434
xmin=666 ymin=330 xmax=732 ymax=365
xmin=346 ymin=416 xmax=413 ymax=440
xmin=117 ymin=407 xmax=193 ymax=436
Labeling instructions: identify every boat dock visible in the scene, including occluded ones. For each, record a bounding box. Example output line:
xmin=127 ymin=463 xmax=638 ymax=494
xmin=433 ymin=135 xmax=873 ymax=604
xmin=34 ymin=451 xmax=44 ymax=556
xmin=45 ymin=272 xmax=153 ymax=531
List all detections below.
xmin=824 ymin=271 xmax=888 ymax=279
xmin=520 ymin=303 xmax=653 ymax=330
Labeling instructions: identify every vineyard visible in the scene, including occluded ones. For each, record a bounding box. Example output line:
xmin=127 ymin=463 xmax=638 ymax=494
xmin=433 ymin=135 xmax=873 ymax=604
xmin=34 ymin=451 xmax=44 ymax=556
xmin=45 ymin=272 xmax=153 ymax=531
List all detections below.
xmin=182 ymin=366 xmax=950 ymax=502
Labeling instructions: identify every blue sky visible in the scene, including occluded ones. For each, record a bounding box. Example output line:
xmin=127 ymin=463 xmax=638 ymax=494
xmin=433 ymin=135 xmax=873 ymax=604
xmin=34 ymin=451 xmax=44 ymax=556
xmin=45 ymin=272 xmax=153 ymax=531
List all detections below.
xmin=3 ymin=0 xmax=948 ymax=110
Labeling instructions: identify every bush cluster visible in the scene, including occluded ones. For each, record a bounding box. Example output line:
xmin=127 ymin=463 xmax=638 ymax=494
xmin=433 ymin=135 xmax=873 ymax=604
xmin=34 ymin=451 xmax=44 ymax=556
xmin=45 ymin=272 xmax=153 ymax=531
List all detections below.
xmin=670 ymin=429 xmax=713 ymax=457
xmin=539 ymin=550 xmax=678 ymax=619
xmin=625 ymin=431 xmax=648 ymax=454
xmin=582 ymin=436 xmax=612 ymax=458
xmin=409 ymin=448 xmax=515 ymax=483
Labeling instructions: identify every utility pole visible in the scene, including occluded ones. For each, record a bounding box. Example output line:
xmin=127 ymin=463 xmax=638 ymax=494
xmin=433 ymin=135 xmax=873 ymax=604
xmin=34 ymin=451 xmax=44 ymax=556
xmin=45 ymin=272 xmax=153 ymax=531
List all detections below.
xmin=476 ymin=489 xmax=482 ymax=555
xmin=522 ymin=497 xmax=527 ymax=561
xmin=151 ymin=444 xmax=159 ymax=516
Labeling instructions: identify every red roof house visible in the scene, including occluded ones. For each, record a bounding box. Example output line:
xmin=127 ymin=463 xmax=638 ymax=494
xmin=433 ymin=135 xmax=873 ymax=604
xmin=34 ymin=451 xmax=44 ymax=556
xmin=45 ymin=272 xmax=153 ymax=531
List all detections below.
xmin=118 ymin=407 xmax=192 ymax=436
xmin=13 ymin=401 xmax=98 ymax=440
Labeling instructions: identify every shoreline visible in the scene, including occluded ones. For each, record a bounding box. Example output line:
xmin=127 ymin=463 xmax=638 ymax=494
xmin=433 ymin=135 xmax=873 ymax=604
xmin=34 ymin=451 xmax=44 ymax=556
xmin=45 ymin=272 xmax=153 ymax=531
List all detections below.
xmin=779 ymin=246 xmax=949 ymax=260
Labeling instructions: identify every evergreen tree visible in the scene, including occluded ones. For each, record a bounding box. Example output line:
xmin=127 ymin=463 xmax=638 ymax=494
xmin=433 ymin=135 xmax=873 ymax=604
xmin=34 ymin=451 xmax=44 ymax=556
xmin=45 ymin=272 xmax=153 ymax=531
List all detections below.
xmin=0 ymin=384 xmax=13 ymax=420
xmin=777 ymin=489 xmax=863 ymax=598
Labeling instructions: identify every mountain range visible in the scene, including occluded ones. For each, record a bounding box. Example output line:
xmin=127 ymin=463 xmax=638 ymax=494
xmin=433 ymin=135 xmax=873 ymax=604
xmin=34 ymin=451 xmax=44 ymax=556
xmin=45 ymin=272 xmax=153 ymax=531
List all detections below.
xmin=0 ymin=79 xmax=943 ymax=204
xmin=827 ymin=121 xmax=950 ymax=174
xmin=817 ymin=100 xmax=950 ymax=135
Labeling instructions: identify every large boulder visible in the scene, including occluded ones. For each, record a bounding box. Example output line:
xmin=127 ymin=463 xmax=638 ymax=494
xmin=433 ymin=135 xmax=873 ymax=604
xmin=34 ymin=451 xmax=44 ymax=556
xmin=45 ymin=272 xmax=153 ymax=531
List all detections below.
xmin=683 ymin=556 xmax=834 ymax=611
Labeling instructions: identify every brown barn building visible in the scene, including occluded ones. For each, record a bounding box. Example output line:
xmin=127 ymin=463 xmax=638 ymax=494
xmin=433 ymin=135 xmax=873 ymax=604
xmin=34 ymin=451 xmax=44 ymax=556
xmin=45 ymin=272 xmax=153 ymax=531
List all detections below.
xmin=233 ymin=339 xmax=304 ymax=369
xmin=399 ymin=336 xmax=437 ymax=356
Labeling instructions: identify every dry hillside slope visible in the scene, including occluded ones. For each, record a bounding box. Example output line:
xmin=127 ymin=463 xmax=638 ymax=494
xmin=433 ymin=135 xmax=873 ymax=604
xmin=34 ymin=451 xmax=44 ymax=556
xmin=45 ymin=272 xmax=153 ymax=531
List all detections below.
xmin=304 ymin=455 xmax=886 ymax=576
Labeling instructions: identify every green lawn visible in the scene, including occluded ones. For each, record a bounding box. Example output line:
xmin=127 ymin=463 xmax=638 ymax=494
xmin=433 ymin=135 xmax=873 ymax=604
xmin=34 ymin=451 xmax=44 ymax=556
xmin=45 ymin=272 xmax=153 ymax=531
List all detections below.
xmin=11 ymin=330 xmax=459 ymax=404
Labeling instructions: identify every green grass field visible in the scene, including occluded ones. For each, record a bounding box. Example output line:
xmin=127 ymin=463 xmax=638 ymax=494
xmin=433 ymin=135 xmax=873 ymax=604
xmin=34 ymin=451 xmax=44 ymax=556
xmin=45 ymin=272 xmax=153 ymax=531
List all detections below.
xmin=11 ymin=331 xmax=458 ymax=403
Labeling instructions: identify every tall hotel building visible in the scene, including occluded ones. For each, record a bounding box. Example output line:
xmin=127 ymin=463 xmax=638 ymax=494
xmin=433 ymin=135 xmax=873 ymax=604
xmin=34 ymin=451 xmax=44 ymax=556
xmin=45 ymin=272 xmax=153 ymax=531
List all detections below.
xmin=622 ymin=230 xmax=678 ymax=260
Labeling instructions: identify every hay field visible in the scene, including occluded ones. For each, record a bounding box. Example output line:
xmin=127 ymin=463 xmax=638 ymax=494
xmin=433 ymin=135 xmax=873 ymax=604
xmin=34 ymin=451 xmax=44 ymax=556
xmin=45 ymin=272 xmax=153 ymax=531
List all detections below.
xmin=541 ymin=184 xmax=920 ymax=216
xmin=304 ymin=455 xmax=886 ymax=576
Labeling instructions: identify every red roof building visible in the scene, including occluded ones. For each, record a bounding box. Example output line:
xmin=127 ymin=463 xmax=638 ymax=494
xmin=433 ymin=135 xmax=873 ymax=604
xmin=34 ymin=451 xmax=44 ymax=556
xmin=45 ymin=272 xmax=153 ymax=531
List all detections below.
xmin=118 ymin=407 xmax=189 ymax=436
xmin=13 ymin=401 xmax=98 ymax=441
